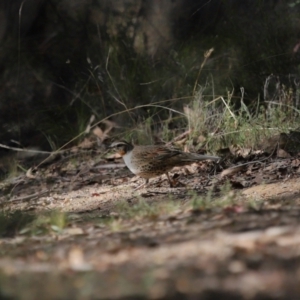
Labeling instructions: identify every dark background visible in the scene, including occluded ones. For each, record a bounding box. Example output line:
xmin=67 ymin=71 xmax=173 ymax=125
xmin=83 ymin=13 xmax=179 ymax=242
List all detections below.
xmin=0 ymin=0 xmax=299 ymax=148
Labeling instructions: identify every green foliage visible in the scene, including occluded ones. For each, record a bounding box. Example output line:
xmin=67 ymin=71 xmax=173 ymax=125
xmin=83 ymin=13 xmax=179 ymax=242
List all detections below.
xmin=22 ymin=22 xmax=300 ymax=150
xmin=191 ymin=181 xmax=236 ymax=210
xmin=289 ymin=0 xmax=300 ymax=8
xmin=184 ymin=79 xmax=300 ymax=153
xmin=0 ymin=211 xmax=35 ymax=237
xmin=2 ymin=0 xmax=300 ymax=155
xmin=113 ymin=199 xmax=180 ymax=220
xmin=19 ymin=210 xmax=67 ymax=236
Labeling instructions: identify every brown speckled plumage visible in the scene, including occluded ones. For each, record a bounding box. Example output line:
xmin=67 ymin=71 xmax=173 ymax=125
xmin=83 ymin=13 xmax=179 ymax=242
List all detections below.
xmin=110 ymin=141 xmax=220 ymax=189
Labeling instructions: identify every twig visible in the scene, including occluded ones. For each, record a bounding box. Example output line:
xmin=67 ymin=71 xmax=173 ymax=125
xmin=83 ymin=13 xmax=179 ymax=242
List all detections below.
xmin=91 ymin=163 xmax=126 ymax=170
xmin=220 ymin=96 xmax=238 ymax=127
xmin=0 ymin=143 xmax=52 ymax=154
xmin=9 ymin=190 xmax=50 ymax=202
xmin=166 ymin=130 xmax=191 ymax=146
xmin=220 ymin=150 xmax=276 ymax=178
xmin=193 ymin=48 xmax=214 ymax=96
xmin=35 ymin=98 xmax=197 ymax=168
xmin=105 ymin=48 xmax=135 ymax=124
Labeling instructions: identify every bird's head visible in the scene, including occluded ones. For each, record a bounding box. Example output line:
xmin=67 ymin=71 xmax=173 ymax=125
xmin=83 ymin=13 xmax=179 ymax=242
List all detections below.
xmin=109 ymin=141 xmax=133 ymax=156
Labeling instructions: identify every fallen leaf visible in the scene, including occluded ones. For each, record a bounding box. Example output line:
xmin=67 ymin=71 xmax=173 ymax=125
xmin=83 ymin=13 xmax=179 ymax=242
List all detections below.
xmin=277 ymin=149 xmax=291 ymax=158
xmin=220 ymin=165 xmax=245 ymax=178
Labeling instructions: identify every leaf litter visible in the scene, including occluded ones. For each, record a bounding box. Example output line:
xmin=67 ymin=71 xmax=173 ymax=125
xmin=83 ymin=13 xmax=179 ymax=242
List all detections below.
xmin=1 ymin=133 xmax=300 ymax=298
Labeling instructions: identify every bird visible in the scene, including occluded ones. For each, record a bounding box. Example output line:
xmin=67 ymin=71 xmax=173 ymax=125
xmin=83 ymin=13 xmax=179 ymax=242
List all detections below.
xmin=109 ymin=140 xmax=220 ymax=189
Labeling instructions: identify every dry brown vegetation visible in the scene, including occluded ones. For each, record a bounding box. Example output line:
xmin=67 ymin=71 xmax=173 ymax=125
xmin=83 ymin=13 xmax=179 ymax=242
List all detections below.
xmin=1 ymin=121 xmax=300 ymax=299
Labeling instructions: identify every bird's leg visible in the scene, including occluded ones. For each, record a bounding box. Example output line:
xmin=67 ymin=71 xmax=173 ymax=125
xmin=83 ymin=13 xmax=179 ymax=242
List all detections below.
xmin=133 ymin=178 xmax=149 ymax=191
xmin=165 ymin=173 xmax=175 ymax=187
xmin=166 ymin=172 xmax=186 ymax=188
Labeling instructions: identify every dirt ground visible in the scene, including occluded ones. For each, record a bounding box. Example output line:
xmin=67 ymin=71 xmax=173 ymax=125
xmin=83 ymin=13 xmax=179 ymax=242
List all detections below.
xmin=1 ymin=153 xmax=300 ymax=300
